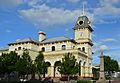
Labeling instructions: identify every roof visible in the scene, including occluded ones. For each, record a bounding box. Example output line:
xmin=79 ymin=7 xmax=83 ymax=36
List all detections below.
xmin=73 ymin=15 xmax=93 ymax=32
xmin=40 ymin=36 xmax=75 ymax=44
xmin=0 ymin=48 xmax=9 ymax=51
xmin=8 ymin=38 xmax=39 ymax=45
xmin=8 ymin=36 xmax=75 ymax=45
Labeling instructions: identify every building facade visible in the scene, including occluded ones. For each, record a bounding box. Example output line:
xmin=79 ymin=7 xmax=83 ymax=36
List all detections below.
xmin=0 ymin=15 xmax=93 ymax=78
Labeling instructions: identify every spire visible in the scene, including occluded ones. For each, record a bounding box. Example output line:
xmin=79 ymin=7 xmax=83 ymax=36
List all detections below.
xmin=82 ymin=2 xmax=85 ymax=15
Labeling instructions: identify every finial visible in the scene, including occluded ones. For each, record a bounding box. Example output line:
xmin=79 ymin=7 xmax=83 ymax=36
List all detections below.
xmin=101 ymin=51 xmax=103 ymax=56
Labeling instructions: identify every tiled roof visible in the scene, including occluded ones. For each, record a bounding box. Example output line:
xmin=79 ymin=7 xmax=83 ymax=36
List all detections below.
xmin=16 ymin=38 xmax=39 ymax=43
xmin=73 ymin=15 xmax=93 ymax=32
xmin=8 ymin=38 xmax=39 ymax=45
xmin=8 ymin=36 xmax=75 ymax=45
xmin=40 ymin=36 xmax=74 ymax=44
xmin=0 ymin=48 xmax=9 ymax=51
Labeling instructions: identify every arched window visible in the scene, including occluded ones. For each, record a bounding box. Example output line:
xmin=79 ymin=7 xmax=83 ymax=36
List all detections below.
xmin=83 ymin=62 xmax=86 ymax=77
xmin=18 ymin=47 xmax=21 ymax=50
xmin=54 ymin=61 xmax=61 ymax=77
xmin=78 ymin=48 xmax=81 ymax=50
xmin=15 ymin=48 xmax=17 ymax=51
xmin=62 ymin=45 xmax=66 ymax=50
xmin=41 ymin=47 xmax=45 ymax=52
xmin=79 ymin=60 xmax=82 ymax=76
xmin=45 ymin=62 xmax=51 ymax=74
xmin=52 ymin=46 xmax=55 ymax=51
xmin=82 ymin=47 xmax=85 ymax=52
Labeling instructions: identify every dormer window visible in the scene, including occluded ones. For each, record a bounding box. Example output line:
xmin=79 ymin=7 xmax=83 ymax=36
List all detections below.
xmin=41 ymin=47 xmax=45 ymax=52
xmin=62 ymin=45 xmax=66 ymax=50
xmin=52 ymin=46 xmax=55 ymax=51
xmin=79 ymin=21 xmax=83 ymax=25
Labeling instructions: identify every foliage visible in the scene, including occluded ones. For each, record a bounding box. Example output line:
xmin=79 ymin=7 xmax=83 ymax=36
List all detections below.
xmin=92 ymin=67 xmax=99 ymax=80
xmin=58 ymin=53 xmax=79 ymax=76
xmin=0 ymin=51 xmax=20 ymax=73
xmin=0 ymin=50 xmax=48 ymax=80
xmin=104 ymin=56 xmax=119 ymax=79
xmin=104 ymin=56 xmax=119 ymax=73
xmin=35 ymin=51 xmax=46 ymax=79
xmin=77 ymin=80 xmax=91 ymax=83
xmin=15 ymin=50 xmax=32 ymax=76
xmin=58 ymin=53 xmax=79 ymax=82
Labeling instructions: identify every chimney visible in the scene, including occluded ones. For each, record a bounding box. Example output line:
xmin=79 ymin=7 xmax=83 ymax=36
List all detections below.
xmin=38 ymin=31 xmax=46 ymax=42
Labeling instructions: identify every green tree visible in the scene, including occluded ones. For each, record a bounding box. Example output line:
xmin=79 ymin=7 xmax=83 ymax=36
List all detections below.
xmin=35 ymin=51 xmax=46 ymax=79
xmin=0 ymin=51 xmax=20 ymax=79
xmin=1 ymin=51 xmax=20 ymax=73
xmin=15 ymin=50 xmax=32 ymax=79
xmin=58 ymin=53 xmax=79 ymax=82
xmin=104 ymin=56 xmax=119 ymax=77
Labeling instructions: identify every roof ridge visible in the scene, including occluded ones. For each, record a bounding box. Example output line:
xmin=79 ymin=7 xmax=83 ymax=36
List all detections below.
xmin=46 ymin=36 xmax=70 ymax=39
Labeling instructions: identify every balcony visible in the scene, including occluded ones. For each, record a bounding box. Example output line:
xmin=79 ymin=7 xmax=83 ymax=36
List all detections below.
xmin=43 ymin=49 xmax=87 ymax=57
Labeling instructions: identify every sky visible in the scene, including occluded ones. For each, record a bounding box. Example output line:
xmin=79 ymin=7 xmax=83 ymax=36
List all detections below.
xmin=0 ymin=0 xmax=120 ymax=65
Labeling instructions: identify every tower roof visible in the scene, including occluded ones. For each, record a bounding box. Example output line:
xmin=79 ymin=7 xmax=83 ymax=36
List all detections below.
xmin=73 ymin=15 xmax=93 ymax=32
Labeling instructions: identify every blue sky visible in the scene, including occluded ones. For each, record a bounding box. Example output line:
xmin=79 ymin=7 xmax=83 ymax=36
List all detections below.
xmin=0 ymin=0 xmax=120 ymax=65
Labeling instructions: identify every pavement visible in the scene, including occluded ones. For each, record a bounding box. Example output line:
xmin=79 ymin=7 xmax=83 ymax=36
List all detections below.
xmin=112 ymin=78 xmax=120 ymax=83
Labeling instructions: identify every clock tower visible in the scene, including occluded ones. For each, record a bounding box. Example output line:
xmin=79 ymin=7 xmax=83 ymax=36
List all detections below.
xmin=74 ymin=15 xmax=93 ymax=77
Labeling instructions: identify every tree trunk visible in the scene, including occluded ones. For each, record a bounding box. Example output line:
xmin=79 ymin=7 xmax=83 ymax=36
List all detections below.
xmin=38 ymin=73 xmax=41 ymax=80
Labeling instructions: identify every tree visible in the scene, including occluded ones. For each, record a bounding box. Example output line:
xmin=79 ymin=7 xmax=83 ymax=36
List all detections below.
xmin=15 ymin=50 xmax=32 ymax=79
xmin=1 ymin=52 xmax=20 ymax=73
xmin=58 ymin=53 xmax=79 ymax=82
xmin=35 ymin=51 xmax=46 ymax=79
xmin=104 ymin=56 xmax=119 ymax=77
xmin=0 ymin=51 xmax=20 ymax=79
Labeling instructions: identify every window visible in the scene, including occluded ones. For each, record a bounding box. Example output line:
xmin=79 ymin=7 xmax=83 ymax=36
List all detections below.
xmin=18 ymin=47 xmax=21 ymax=50
xmin=82 ymin=47 xmax=85 ymax=52
xmin=80 ymin=32 xmax=84 ymax=37
xmin=45 ymin=62 xmax=51 ymax=74
xmin=15 ymin=48 xmax=17 ymax=51
xmin=73 ymin=46 xmax=75 ymax=49
xmin=52 ymin=46 xmax=55 ymax=51
xmin=62 ymin=45 xmax=66 ymax=50
xmin=41 ymin=47 xmax=45 ymax=52
xmin=78 ymin=48 xmax=81 ymax=50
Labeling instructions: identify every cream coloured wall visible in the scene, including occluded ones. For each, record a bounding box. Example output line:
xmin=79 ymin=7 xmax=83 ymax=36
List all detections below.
xmin=74 ymin=28 xmax=92 ymax=41
xmin=0 ymin=50 xmax=9 ymax=55
xmin=39 ymin=41 xmax=75 ymax=52
xmin=9 ymin=43 xmax=39 ymax=52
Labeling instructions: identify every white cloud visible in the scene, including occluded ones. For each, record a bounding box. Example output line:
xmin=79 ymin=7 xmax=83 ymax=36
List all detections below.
xmin=102 ymin=38 xmax=117 ymax=42
xmin=92 ymin=0 xmax=120 ymax=24
xmin=94 ymin=5 xmax=120 ymax=16
xmin=66 ymin=0 xmax=80 ymax=3
xmin=100 ymin=0 xmax=120 ymax=6
xmin=19 ymin=4 xmax=93 ymax=27
xmin=17 ymin=0 xmax=120 ymax=27
xmin=99 ymin=45 xmax=109 ymax=51
xmin=0 ymin=0 xmax=23 ymax=9
xmin=93 ymin=42 xmax=109 ymax=54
